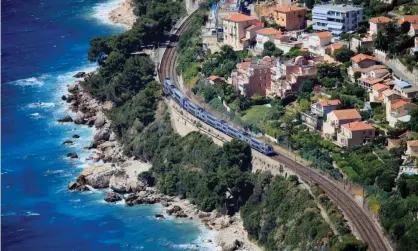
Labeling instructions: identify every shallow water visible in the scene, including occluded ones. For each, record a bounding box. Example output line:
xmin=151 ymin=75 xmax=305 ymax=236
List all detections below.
xmin=1 ymin=0 xmax=213 ymax=250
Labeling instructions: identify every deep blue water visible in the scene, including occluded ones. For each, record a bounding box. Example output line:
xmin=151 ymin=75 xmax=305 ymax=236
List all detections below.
xmin=1 ymin=0 xmax=211 ymax=250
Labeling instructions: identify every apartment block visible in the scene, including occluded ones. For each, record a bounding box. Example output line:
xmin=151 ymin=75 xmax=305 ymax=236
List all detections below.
xmin=312 ymin=4 xmax=364 ymax=35
xmin=231 ymin=57 xmax=272 ymax=97
xmin=271 ymin=5 xmax=307 ymax=31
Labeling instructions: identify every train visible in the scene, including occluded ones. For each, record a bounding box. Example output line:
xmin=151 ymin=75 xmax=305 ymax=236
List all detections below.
xmin=164 ymin=78 xmax=275 ymax=156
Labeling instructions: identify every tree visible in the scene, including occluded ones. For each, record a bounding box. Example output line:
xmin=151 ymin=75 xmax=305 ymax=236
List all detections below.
xmin=334 ymin=47 xmax=355 ymax=63
xmin=407 ymin=108 xmax=418 ymax=132
xmin=316 ymin=63 xmax=343 ymax=80
xmin=401 ymin=21 xmax=411 ymax=34
xmin=304 ymin=0 xmax=315 ymax=9
xmin=262 ymin=41 xmax=283 ymax=57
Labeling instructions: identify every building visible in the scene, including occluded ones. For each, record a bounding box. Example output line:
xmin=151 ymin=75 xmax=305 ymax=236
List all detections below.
xmin=369 ymin=83 xmax=388 ymax=102
xmin=323 ymin=109 xmax=362 ymax=139
xmin=406 ymin=140 xmax=418 ymax=158
xmin=398 ymin=15 xmax=418 ymax=25
xmin=393 ymin=80 xmax=418 ymax=99
xmin=411 ymin=37 xmax=418 ymax=56
xmin=336 ymin=121 xmax=375 ymax=147
xmin=409 ymin=24 xmax=418 ymax=37
xmin=271 ymin=5 xmax=307 ymax=31
xmin=311 ymin=99 xmax=341 ymax=117
xmin=276 ymin=0 xmax=299 ymax=5
xmin=348 ymin=54 xmax=377 ymax=81
xmin=382 ymin=89 xmax=401 ymax=104
xmin=274 ymin=33 xmax=304 ymax=54
xmin=369 ymin=16 xmax=393 ymax=36
xmin=357 ymin=65 xmax=390 ymax=91
xmin=231 ymin=57 xmax=272 ymax=97
xmin=312 ymin=4 xmax=364 ymax=35
xmin=268 ymin=54 xmax=317 ymax=98
xmin=208 ymin=75 xmax=225 ymax=85
xmin=386 ymin=98 xmax=418 ymax=127
xmin=305 ymin=31 xmax=333 ymax=55
xmin=222 ymin=14 xmax=259 ymax=50
xmin=255 ymin=28 xmax=282 ymax=51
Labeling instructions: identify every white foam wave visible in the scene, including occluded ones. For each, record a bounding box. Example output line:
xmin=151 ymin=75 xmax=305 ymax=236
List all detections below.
xmin=29 ymin=112 xmax=43 ymax=119
xmin=27 ymin=102 xmax=55 ymax=109
xmin=10 ymin=74 xmax=50 ymax=87
xmin=91 ymin=0 xmax=129 ymax=29
xmin=25 ymin=211 xmax=40 ymax=216
xmin=1 ymin=212 xmax=16 ymax=217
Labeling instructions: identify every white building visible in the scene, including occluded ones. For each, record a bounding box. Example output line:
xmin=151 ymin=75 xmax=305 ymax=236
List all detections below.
xmin=312 ymin=4 xmax=364 ymax=35
xmin=255 ymin=28 xmax=282 ymax=51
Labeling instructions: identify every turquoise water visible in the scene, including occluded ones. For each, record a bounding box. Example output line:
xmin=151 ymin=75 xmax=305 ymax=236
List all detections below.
xmin=1 ymin=0 xmax=213 ymax=250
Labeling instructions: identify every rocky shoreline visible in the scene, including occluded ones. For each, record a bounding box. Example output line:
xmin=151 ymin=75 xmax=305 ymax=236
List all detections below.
xmin=60 ymin=73 xmax=258 ymax=251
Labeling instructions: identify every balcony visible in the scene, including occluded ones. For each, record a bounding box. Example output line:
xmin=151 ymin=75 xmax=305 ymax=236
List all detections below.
xmin=313 ymin=25 xmax=327 ymax=31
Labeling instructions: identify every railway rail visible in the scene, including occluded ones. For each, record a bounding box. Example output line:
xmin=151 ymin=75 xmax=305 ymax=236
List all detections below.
xmin=157 ymin=10 xmax=392 ymax=251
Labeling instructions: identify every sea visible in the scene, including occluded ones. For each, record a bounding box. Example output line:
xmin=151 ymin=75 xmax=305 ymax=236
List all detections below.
xmin=1 ymin=0 xmax=214 ymax=250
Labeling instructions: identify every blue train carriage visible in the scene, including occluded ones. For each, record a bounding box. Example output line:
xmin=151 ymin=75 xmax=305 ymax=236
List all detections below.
xmin=171 ymin=88 xmax=187 ymax=107
xmin=163 ymin=78 xmax=175 ymax=95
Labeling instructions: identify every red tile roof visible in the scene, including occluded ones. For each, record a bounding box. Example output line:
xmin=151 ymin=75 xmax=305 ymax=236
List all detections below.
xmin=332 ymin=109 xmax=361 ymax=120
xmin=351 ymin=54 xmax=375 ymax=63
xmin=372 ymin=83 xmax=388 ymax=92
xmin=275 ymin=5 xmax=307 ymax=13
xmin=398 ymin=15 xmax=418 ymax=24
xmin=315 ymin=31 xmax=332 ymax=39
xmin=331 ymin=42 xmax=345 ymax=51
xmin=359 ymin=78 xmax=384 ymax=85
xmin=391 ymin=99 xmax=411 ymax=109
xmin=342 ymin=121 xmax=375 ymax=131
xmin=256 ymin=27 xmax=281 ymax=35
xmin=369 ymin=16 xmax=393 ymax=24
xmin=208 ymin=75 xmax=225 ymax=81
xmin=318 ymin=99 xmax=341 ymax=107
xmin=222 ymin=13 xmax=258 ymax=22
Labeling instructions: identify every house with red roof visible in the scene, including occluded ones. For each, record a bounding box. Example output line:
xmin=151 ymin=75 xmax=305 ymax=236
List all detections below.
xmin=336 ymin=121 xmax=375 ymax=147
xmin=221 ymin=13 xmax=259 ymax=50
xmin=322 ymin=109 xmax=362 ymax=139
xmin=386 ymin=98 xmax=418 ymax=127
xmin=306 ymin=32 xmax=333 ymax=55
xmin=255 ymin=27 xmax=282 ymax=50
xmin=348 ymin=54 xmax=378 ymax=81
xmin=369 ymin=16 xmax=393 ymax=36
xmin=369 ymin=83 xmax=388 ymax=102
xmin=406 ymin=140 xmax=418 ymax=158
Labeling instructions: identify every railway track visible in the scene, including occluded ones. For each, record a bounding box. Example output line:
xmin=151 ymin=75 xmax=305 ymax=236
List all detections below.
xmin=158 ymin=10 xmax=392 ymax=251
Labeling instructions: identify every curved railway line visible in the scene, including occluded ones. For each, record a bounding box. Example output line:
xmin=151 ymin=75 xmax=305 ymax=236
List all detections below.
xmin=158 ymin=11 xmax=392 ymax=251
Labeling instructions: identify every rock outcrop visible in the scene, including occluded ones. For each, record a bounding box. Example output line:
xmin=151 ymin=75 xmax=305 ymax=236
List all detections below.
xmin=58 ymin=115 xmax=73 ymax=123
xmin=68 ymin=175 xmax=90 ymax=192
xmin=66 ymin=152 xmax=78 ymax=159
xmin=74 ymin=111 xmax=85 ymax=124
xmin=221 ymin=239 xmax=243 ymax=251
xmin=104 ymin=192 xmax=122 ymax=203
xmin=79 ymin=165 xmax=116 ymax=188
xmin=73 ymin=72 xmax=86 ymax=78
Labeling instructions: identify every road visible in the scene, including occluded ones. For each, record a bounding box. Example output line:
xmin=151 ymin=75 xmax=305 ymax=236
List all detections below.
xmin=158 ymin=10 xmax=392 ymax=251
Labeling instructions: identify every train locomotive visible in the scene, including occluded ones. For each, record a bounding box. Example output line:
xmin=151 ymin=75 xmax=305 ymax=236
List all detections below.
xmin=164 ymin=78 xmax=275 ymax=156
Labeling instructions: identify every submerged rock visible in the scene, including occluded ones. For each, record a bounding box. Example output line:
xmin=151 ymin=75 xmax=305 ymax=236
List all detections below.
xmin=72 ymin=134 xmax=80 ymax=138
xmin=155 ymin=214 xmax=165 ymax=220
xmin=66 ymin=152 xmax=78 ymax=159
xmin=61 ymin=95 xmax=67 ymax=101
xmin=62 ymin=140 xmax=73 ymax=146
xmin=104 ymin=192 xmax=122 ymax=203
xmin=57 ymin=115 xmax=73 ymax=123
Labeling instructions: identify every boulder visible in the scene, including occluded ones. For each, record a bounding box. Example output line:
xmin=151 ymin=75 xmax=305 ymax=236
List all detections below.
xmin=79 ymin=165 xmax=116 ymax=188
xmin=74 ymin=111 xmax=85 ymax=124
xmin=166 ymin=205 xmax=182 ymax=215
xmin=68 ymin=175 xmax=90 ymax=192
xmin=66 ymin=152 xmax=78 ymax=159
xmin=108 ymin=132 xmax=117 ymax=141
xmin=61 ymin=95 xmax=67 ymax=101
xmin=104 ymin=192 xmax=122 ymax=203
xmin=67 ymin=83 xmax=78 ymax=93
xmin=155 ymin=214 xmax=165 ymax=219
xmin=109 ymin=170 xmax=129 ymax=193
xmin=73 ymin=72 xmax=86 ymax=78
xmin=94 ymin=116 xmax=106 ymax=128
xmin=72 ymin=134 xmax=80 ymax=139
xmin=94 ymin=128 xmax=110 ymax=141
xmin=58 ymin=115 xmax=73 ymax=123
xmin=98 ymin=141 xmax=115 ymax=151
xmin=62 ymin=140 xmax=73 ymax=146
xmin=125 ymin=193 xmax=138 ymax=206
xmin=221 ymin=239 xmax=242 ymax=251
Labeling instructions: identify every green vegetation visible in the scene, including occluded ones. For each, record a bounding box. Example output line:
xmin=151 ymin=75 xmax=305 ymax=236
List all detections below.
xmin=262 ymin=41 xmax=283 ymax=58
xmin=202 ymin=45 xmax=248 ymax=78
xmin=241 ymin=174 xmax=363 ymax=250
